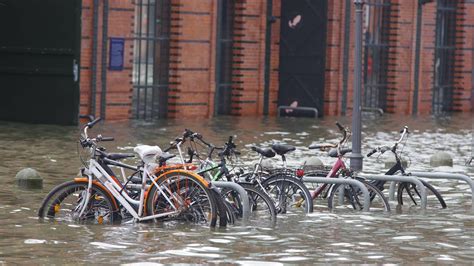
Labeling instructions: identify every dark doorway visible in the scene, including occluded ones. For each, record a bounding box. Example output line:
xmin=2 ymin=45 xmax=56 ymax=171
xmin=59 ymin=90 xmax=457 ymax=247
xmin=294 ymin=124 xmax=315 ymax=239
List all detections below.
xmin=278 ymin=0 xmax=327 ymax=116
xmin=0 ymin=0 xmax=81 ymax=125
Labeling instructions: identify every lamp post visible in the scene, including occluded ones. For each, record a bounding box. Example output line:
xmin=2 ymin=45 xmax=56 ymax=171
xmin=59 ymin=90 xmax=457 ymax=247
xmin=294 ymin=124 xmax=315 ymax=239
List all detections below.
xmin=350 ymin=0 xmax=364 ymax=171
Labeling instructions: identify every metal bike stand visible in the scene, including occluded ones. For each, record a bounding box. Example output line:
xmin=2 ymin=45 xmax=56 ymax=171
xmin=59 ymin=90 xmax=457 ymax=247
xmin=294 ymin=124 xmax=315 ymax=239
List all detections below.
xmin=410 ymin=171 xmax=474 ymax=206
xmin=358 ymin=174 xmax=427 ymax=209
xmin=213 ymin=181 xmax=250 ymax=221
xmin=302 ymin=177 xmax=370 ymax=211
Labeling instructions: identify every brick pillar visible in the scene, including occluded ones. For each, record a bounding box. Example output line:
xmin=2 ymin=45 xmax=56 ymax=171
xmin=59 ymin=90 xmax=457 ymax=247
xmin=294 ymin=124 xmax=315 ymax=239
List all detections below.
xmin=453 ymin=1 xmax=473 ymax=112
xmin=167 ymin=0 xmax=216 ymax=118
xmin=385 ymin=0 xmax=416 ymax=114
xmin=416 ymin=1 xmax=436 ymax=114
xmin=232 ymin=0 xmax=266 ymax=116
xmin=268 ymin=0 xmax=281 ymax=116
xmin=324 ymin=0 xmax=345 ymax=116
xmin=80 ymin=0 xmax=134 ymax=120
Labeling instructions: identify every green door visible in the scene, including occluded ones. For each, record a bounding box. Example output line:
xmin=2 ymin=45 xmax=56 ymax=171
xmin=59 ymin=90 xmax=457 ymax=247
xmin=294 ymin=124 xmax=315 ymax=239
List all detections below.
xmin=0 ymin=0 xmax=81 ymax=125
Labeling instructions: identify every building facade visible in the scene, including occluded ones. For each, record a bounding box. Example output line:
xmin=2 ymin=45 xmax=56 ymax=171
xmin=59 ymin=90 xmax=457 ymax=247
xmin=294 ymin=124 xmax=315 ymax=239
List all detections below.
xmin=79 ymin=0 xmax=474 ymax=121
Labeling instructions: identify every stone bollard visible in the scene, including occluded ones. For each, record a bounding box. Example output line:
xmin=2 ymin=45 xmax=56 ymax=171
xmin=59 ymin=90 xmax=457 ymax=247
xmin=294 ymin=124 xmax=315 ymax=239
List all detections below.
xmin=303 ymin=157 xmax=324 ymax=168
xmin=430 ymin=151 xmax=453 ymax=167
xmin=384 ymin=156 xmax=408 ymax=169
xmin=15 ymin=168 xmax=43 ymax=189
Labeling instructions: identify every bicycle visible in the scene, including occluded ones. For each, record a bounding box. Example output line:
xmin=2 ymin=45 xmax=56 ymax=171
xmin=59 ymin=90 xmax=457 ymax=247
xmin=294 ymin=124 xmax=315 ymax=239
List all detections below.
xmin=367 ymin=126 xmax=447 ymax=209
xmin=237 ymin=143 xmax=314 ymax=215
xmin=38 ymin=118 xmax=219 ymax=227
xmin=306 ymin=122 xmax=391 ymax=212
xmin=174 ymin=131 xmax=278 ymax=225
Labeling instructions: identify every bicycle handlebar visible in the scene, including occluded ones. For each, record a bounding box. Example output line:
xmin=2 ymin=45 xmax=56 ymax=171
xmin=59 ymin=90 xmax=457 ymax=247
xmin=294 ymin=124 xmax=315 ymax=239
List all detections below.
xmin=367 ymin=126 xmax=408 ymax=157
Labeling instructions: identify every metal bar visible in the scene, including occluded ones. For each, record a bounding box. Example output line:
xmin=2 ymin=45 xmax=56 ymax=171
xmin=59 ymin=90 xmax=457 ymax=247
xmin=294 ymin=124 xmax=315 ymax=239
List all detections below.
xmin=136 ymin=0 xmax=144 ymax=119
xmin=263 ymin=0 xmax=273 ymax=115
xmin=411 ymin=171 xmax=474 ymax=207
xmin=303 ymin=176 xmax=370 ymax=211
xmin=143 ymin=0 xmax=152 ymax=120
xmin=351 ymin=0 xmax=364 ymax=171
xmin=150 ymin=0 xmax=157 ymax=118
xmin=213 ymin=0 xmax=223 ymax=116
xmin=213 ymin=181 xmax=250 ymax=221
xmin=389 ymin=181 xmax=397 ymax=201
xmin=277 ymin=106 xmax=318 ymax=118
xmin=358 ymin=174 xmax=427 ymax=209
xmin=414 ymin=0 xmax=423 ymax=115
xmin=90 ymin=0 xmax=99 ymax=116
xmin=100 ymin=0 xmax=109 ymax=119
xmin=341 ymin=0 xmax=351 ymax=115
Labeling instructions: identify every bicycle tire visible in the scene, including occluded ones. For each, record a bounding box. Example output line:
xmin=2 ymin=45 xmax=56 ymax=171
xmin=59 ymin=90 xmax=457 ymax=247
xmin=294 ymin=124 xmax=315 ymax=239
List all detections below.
xmin=146 ymin=171 xmax=218 ymax=227
xmin=328 ymin=180 xmax=391 ymax=212
xmin=220 ymin=183 xmax=277 ymax=225
xmin=397 ymin=179 xmax=447 ymax=209
xmin=38 ymin=180 xmax=121 ymax=224
xmin=239 ymin=183 xmax=277 ymax=224
xmin=210 ymin=189 xmax=230 ymax=227
xmin=261 ymin=173 xmax=313 ymax=214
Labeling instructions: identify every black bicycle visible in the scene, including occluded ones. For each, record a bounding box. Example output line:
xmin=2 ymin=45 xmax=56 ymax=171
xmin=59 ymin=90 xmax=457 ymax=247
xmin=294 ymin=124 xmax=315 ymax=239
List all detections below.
xmin=367 ymin=126 xmax=447 ymax=209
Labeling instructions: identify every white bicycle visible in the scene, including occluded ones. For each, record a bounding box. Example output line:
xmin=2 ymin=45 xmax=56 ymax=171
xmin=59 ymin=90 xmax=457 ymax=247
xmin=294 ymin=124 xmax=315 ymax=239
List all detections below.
xmin=38 ymin=118 xmax=218 ymax=226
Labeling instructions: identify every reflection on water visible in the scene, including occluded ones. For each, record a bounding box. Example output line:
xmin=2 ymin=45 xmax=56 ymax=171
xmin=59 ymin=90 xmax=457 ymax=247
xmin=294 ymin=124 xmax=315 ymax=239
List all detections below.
xmin=0 ymin=114 xmax=473 ymax=263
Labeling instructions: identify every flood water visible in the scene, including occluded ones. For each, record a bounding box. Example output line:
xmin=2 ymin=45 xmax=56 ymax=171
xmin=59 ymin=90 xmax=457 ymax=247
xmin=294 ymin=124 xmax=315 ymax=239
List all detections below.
xmin=0 ymin=114 xmax=473 ymax=264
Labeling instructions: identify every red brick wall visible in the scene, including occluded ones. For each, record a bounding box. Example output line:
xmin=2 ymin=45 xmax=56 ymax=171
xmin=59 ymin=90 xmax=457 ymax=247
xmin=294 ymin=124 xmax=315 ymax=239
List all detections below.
xmin=79 ymin=0 xmax=473 ymax=120
xmin=231 ymin=0 xmax=267 ymax=116
xmin=167 ymin=0 xmax=216 ymax=118
xmin=80 ymin=0 xmax=134 ymax=120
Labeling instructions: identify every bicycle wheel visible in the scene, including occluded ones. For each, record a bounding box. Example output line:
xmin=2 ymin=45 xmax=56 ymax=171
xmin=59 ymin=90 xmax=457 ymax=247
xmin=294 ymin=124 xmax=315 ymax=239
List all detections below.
xmin=38 ymin=180 xmax=120 ymax=224
xmin=222 ymin=183 xmax=277 ymax=225
xmin=261 ymin=174 xmax=313 ymax=214
xmin=146 ymin=171 xmax=218 ymax=227
xmin=210 ymin=189 xmax=230 ymax=227
xmin=328 ymin=180 xmax=390 ymax=212
xmin=397 ymin=180 xmax=447 ymax=209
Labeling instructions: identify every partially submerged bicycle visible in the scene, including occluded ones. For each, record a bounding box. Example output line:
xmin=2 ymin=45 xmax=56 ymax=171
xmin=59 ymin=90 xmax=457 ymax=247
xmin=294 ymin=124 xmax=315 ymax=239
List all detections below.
xmin=38 ymin=118 xmax=219 ymax=227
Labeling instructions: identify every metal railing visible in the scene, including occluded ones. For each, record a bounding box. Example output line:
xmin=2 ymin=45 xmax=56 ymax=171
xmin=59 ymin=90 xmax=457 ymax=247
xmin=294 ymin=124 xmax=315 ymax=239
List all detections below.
xmin=213 ymin=181 xmax=250 ymax=221
xmin=302 ymin=176 xmax=370 ymax=211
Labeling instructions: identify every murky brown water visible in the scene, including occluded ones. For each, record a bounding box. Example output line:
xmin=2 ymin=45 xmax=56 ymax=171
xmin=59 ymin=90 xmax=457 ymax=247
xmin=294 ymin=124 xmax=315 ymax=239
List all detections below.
xmin=0 ymin=114 xmax=473 ymax=264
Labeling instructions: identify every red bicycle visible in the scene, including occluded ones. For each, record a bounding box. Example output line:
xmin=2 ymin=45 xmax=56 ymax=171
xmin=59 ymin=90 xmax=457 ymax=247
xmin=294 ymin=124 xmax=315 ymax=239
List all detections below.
xmin=302 ymin=122 xmax=390 ymax=212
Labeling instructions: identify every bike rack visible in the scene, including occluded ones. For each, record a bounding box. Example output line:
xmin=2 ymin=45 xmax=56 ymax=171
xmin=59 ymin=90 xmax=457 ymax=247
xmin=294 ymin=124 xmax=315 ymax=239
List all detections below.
xmin=213 ymin=181 xmax=250 ymax=221
xmin=409 ymin=171 xmax=474 ymax=207
xmin=302 ymin=177 xmax=370 ymax=211
xmin=277 ymin=106 xmax=318 ymax=118
xmin=358 ymin=174 xmax=427 ymax=209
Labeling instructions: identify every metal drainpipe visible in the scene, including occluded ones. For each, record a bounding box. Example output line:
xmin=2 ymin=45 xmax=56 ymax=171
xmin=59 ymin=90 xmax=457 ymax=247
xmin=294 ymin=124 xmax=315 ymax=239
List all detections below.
xmin=412 ymin=0 xmax=427 ymax=115
xmin=350 ymin=0 xmax=364 ymax=171
xmin=100 ymin=0 xmax=109 ymax=120
xmin=90 ymin=0 xmax=99 ymax=117
xmin=341 ymin=0 xmax=352 ymax=115
xmin=263 ymin=0 xmax=273 ymax=116
xmin=214 ymin=0 xmax=223 ymax=116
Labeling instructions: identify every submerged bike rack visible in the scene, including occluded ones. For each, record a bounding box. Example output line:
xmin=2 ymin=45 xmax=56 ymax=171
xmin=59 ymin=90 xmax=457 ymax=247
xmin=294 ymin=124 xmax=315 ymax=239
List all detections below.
xmin=407 ymin=171 xmax=474 ymax=206
xmin=358 ymin=174 xmax=427 ymax=209
xmin=302 ymin=177 xmax=370 ymax=211
xmin=213 ymin=181 xmax=250 ymax=221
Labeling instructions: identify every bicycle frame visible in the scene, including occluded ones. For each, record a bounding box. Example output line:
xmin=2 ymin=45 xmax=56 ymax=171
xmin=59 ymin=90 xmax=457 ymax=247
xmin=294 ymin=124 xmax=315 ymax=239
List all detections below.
xmin=308 ymin=155 xmax=347 ymax=199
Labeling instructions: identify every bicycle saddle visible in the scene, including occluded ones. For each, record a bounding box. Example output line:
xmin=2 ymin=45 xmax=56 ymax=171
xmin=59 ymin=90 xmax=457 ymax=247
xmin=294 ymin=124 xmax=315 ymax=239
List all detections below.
xmin=308 ymin=143 xmax=336 ymax=151
xmin=328 ymin=148 xmax=352 ymax=158
xmin=158 ymin=152 xmax=176 ymax=164
xmin=271 ymin=144 xmax=296 ymax=155
xmin=134 ymin=145 xmax=163 ymax=163
xmin=106 ymin=153 xmax=135 ymax=161
xmin=251 ymin=146 xmax=276 ymax=158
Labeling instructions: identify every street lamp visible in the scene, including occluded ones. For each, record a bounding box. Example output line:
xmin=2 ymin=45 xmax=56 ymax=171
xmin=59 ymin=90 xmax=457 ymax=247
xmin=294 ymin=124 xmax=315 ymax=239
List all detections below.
xmin=350 ymin=0 xmax=364 ymax=171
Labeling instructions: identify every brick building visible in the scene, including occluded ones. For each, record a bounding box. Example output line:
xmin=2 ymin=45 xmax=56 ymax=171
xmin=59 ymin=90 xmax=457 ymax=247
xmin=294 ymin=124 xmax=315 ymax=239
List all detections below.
xmin=1 ymin=0 xmax=472 ymax=125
